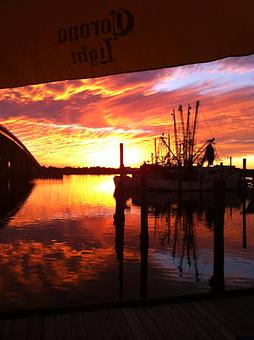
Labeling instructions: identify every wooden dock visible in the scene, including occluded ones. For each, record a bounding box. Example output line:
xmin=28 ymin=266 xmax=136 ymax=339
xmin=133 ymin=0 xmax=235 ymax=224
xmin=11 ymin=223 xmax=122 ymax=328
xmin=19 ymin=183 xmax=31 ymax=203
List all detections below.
xmin=1 ymin=293 xmax=254 ymax=339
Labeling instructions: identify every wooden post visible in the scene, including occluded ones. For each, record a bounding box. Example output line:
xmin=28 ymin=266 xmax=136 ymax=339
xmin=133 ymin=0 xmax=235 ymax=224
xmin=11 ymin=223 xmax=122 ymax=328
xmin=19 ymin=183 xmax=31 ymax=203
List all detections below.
xmin=242 ymin=158 xmax=247 ymax=249
xmin=114 ymin=142 xmax=125 ymax=299
xmin=113 ymin=190 xmax=125 ymax=300
xmin=242 ymin=158 xmax=247 ymax=188
xmin=177 ymin=166 xmax=182 ymax=200
xmin=120 ymin=143 xmax=124 ymax=171
xmin=154 ymin=138 xmax=157 ymax=164
xmin=140 ymin=180 xmax=149 ymax=299
xmin=120 ymin=143 xmax=124 ymax=190
xmin=139 ymin=163 xmax=148 ymax=298
xmin=243 ymin=158 xmax=246 ymax=169
xmin=210 ymin=180 xmax=225 ymax=292
xmin=140 ymin=164 xmax=147 ymax=188
xmin=242 ymin=195 xmax=247 ymax=249
xmin=229 ymin=157 xmax=232 ymax=167
xmin=243 ymin=158 xmax=246 ymax=176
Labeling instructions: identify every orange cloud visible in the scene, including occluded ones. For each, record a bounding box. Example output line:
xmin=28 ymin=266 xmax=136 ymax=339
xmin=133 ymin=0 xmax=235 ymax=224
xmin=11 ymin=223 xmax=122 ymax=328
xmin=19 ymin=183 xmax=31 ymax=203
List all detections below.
xmin=0 ymin=55 xmax=254 ymax=167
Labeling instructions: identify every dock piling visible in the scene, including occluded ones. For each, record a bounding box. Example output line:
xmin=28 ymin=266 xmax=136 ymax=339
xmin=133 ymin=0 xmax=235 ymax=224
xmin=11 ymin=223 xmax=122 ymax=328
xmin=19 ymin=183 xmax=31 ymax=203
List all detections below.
xmin=210 ymin=180 xmax=225 ymax=292
xmin=120 ymin=143 xmax=124 ymax=172
xmin=242 ymin=158 xmax=247 ymax=249
xmin=119 ymin=143 xmax=124 ymax=189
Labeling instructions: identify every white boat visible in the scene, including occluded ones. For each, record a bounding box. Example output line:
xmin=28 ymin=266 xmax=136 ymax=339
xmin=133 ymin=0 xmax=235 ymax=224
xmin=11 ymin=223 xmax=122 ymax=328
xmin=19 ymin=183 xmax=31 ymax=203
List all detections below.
xmin=114 ymin=165 xmax=241 ymax=191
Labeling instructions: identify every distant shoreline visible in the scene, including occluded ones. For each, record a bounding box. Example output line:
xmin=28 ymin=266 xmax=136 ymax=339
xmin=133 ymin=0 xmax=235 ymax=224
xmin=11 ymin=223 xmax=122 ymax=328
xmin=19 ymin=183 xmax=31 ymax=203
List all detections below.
xmin=39 ymin=166 xmax=138 ymax=176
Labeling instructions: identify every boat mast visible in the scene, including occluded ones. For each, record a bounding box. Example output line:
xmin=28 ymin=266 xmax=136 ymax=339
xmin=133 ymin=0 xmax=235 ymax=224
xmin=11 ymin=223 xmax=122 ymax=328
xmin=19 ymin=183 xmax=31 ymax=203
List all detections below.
xmin=178 ymin=104 xmax=185 ymax=165
xmin=190 ymin=100 xmax=199 ymax=165
xmin=154 ymin=138 xmax=158 ymax=164
xmin=178 ymin=104 xmax=185 ymax=137
xmin=186 ymin=104 xmax=191 ymax=165
xmin=172 ymin=109 xmax=179 ymax=165
xmin=167 ymin=132 xmax=171 ymax=164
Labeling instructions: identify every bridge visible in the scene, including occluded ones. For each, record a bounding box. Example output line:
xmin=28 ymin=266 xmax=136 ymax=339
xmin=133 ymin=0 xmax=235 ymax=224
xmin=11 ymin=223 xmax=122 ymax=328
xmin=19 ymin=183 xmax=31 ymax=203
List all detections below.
xmin=0 ymin=125 xmax=41 ymax=178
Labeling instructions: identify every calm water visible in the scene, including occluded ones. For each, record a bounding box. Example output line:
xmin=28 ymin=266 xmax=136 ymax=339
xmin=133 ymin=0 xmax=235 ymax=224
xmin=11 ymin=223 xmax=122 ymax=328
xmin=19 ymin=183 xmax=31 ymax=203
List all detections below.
xmin=0 ymin=175 xmax=253 ymax=311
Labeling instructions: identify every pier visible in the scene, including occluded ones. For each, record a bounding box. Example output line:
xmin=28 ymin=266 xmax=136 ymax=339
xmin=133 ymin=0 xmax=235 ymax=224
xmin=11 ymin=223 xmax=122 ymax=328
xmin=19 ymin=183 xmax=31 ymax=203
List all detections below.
xmin=1 ymin=292 xmax=254 ymax=339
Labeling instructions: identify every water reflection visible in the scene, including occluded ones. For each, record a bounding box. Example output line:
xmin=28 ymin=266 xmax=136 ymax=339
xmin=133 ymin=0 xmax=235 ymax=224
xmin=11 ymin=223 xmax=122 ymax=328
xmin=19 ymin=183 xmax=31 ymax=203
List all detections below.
xmin=114 ymin=184 xmax=251 ymax=297
xmin=0 ymin=178 xmax=35 ymax=227
xmin=210 ymin=181 xmax=225 ymax=292
xmin=0 ymin=175 xmax=253 ymax=311
xmin=0 ymin=176 xmax=118 ymax=310
xmin=113 ymin=188 xmax=125 ymax=299
xmin=140 ymin=187 xmax=149 ymax=299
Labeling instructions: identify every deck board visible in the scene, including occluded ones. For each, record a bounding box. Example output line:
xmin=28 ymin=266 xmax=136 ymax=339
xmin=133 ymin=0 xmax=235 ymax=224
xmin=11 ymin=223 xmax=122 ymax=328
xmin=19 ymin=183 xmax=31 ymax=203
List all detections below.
xmin=55 ymin=314 xmax=73 ymax=340
xmin=122 ymin=308 xmax=149 ymax=340
xmin=7 ymin=318 xmax=28 ymax=340
xmin=0 ymin=319 xmax=13 ymax=339
xmin=82 ymin=311 xmax=103 ymax=340
xmin=143 ymin=306 xmax=177 ymax=339
xmin=108 ymin=309 xmax=136 ymax=340
xmin=191 ymin=302 xmax=233 ymax=339
xmin=41 ymin=315 xmax=57 ymax=340
xmin=134 ymin=307 xmax=166 ymax=339
xmin=200 ymin=299 xmax=254 ymax=336
xmin=93 ymin=309 xmax=119 ymax=340
xmin=1 ymin=295 xmax=254 ymax=340
xmin=68 ymin=313 xmax=87 ymax=340
xmin=26 ymin=317 xmax=42 ymax=340
xmin=149 ymin=305 xmax=187 ymax=339
xmin=166 ymin=304 xmax=208 ymax=340
xmin=158 ymin=304 xmax=199 ymax=339
xmin=229 ymin=295 xmax=254 ymax=314
xmin=172 ymin=303 xmax=219 ymax=340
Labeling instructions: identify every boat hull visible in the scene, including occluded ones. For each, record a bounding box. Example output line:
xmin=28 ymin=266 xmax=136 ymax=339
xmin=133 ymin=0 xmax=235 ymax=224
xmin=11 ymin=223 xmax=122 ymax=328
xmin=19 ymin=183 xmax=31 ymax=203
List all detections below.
xmin=114 ymin=167 xmax=241 ymax=192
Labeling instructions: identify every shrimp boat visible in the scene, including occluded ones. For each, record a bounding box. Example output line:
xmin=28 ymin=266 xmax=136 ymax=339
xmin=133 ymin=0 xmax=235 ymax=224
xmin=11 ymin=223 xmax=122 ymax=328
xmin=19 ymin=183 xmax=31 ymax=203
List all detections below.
xmin=114 ymin=101 xmax=241 ymax=192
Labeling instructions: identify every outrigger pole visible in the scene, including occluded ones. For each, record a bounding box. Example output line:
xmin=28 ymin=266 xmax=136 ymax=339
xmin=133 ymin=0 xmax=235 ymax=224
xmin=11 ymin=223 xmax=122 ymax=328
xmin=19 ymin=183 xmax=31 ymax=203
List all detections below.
xmin=190 ymin=100 xmax=200 ymax=164
xmin=172 ymin=109 xmax=180 ymax=165
xmin=186 ymin=104 xmax=191 ymax=165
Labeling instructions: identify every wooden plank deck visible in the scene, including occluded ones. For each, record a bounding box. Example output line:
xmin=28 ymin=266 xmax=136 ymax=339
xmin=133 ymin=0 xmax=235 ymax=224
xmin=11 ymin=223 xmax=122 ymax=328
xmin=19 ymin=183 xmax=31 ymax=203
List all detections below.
xmin=1 ymin=295 xmax=254 ymax=339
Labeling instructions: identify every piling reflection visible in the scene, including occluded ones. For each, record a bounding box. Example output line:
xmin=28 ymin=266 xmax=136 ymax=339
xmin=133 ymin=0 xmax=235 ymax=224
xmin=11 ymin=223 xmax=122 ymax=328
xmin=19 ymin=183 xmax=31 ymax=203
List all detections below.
xmin=145 ymin=195 xmax=202 ymax=285
xmin=140 ymin=180 xmax=149 ymax=299
xmin=113 ymin=187 xmax=125 ymax=299
xmin=209 ymin=181 xmax=225 ymax=292
xmin=242 ymin=187 xmax=247 ymax=249
xmin=114 ymin=186 xmax=244 ymax=296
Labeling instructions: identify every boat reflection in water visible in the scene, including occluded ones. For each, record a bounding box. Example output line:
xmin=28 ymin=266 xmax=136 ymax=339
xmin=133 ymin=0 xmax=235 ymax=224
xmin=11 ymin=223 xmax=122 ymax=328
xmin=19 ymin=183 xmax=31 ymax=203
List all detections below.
xmin=113 ymin=185 xmax=244 ymax=299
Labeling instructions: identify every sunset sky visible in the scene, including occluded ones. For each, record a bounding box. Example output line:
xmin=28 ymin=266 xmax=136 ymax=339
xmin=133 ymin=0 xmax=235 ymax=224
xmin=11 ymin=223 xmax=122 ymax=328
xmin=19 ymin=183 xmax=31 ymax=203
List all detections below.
xmin=1 ymin=54 xmax=254 ymax=168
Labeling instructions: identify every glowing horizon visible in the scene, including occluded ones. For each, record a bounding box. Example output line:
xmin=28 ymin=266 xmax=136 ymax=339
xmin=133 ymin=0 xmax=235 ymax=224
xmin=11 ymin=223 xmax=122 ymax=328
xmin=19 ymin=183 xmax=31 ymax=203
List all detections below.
xmin=1 ymin=54 xmax=254 ymax=168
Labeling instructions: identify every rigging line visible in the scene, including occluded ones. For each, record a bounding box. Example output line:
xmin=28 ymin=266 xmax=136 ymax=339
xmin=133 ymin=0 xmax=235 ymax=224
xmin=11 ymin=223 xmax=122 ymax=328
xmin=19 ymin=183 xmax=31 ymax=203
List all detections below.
xmin=213 ymin=143 xmax=221 ymax=164
xmin=199 ymin=105 xmax=228 ymax=161
xmin=214 ymin=143 xmax=228 ymax=162
xmin=214 ymin=142 xmax=228 ymax=164
xmin=199 ymin=106 xmax=215 ymax=141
